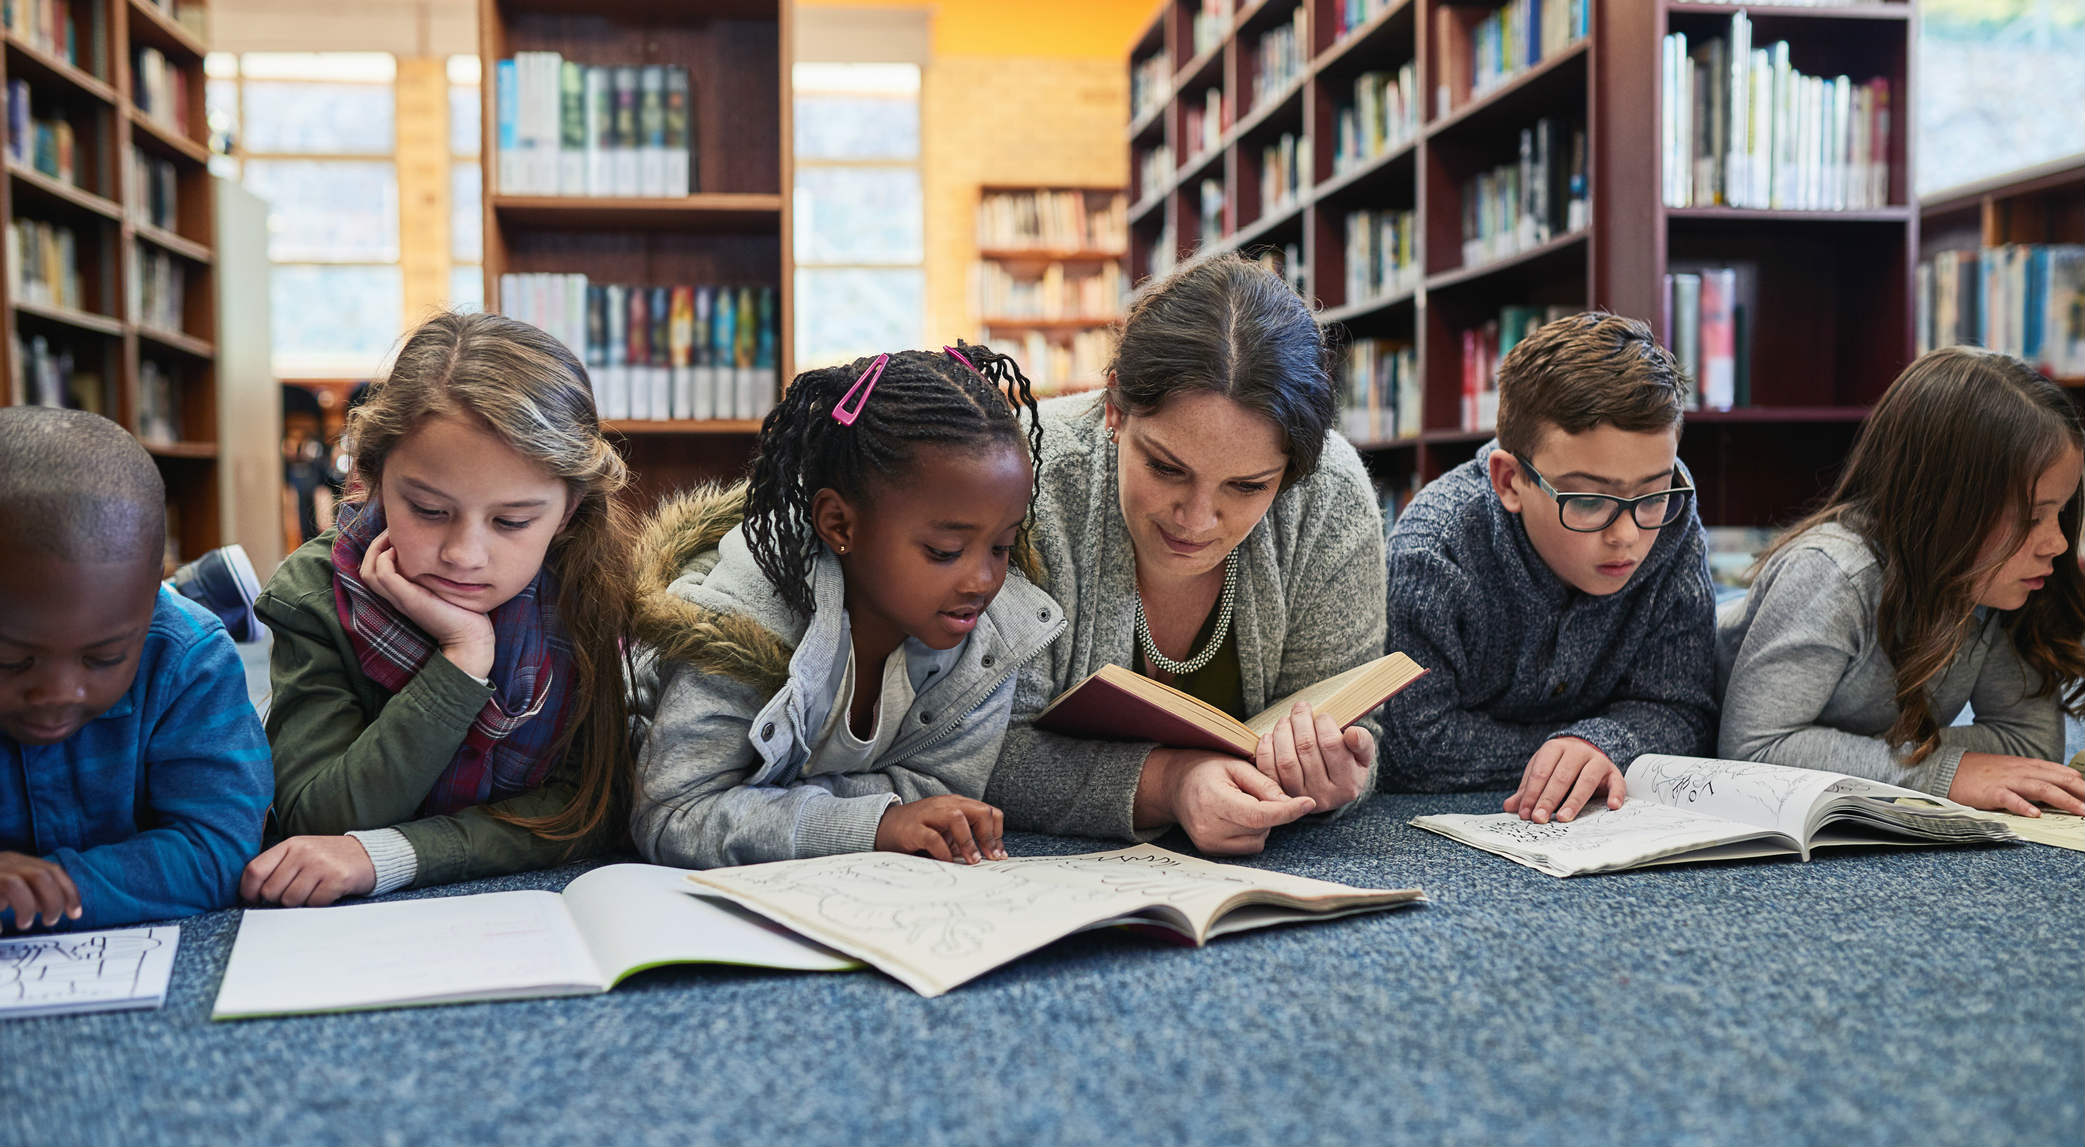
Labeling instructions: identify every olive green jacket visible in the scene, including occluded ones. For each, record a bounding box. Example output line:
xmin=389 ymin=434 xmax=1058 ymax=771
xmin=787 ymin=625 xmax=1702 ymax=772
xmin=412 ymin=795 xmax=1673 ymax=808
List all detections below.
xmin=255 ymin=532 xmax=611 ymax=887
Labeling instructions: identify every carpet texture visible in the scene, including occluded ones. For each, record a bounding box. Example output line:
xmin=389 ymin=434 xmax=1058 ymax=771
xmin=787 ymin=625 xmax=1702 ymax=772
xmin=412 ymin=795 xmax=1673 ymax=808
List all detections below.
xmin=5 ymin=791 xmax=2079 ymax=1146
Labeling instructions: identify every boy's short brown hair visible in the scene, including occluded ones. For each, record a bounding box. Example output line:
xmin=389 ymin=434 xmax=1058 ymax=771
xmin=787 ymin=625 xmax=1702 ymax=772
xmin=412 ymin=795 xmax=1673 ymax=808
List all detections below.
xmin=1494 ymin=312 xmax=1688 ymax=457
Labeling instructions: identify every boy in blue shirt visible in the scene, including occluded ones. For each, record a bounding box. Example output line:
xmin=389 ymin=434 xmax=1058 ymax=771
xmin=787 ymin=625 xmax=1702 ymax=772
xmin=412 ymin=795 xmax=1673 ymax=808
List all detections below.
xmin=0 ymin=407 xmax=271 ymax=931
xmin=1379 ymin=313 xmax=1717 ymax=822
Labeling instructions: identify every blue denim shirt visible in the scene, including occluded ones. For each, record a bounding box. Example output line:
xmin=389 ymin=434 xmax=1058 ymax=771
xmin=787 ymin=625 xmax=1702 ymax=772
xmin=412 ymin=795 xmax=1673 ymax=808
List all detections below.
xmin=1 ymin=588 xmax=272 ymax=929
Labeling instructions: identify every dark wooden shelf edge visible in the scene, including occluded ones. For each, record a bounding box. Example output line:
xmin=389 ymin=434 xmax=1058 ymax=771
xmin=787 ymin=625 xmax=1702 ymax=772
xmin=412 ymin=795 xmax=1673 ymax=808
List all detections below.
xmin=1425 ymin=38 xmax=1589 ymax=141
xmin=1667 ymin=206 xmax=1910 ymax=223
xmin=1920 ymin=151 xmax=2085 ymax=218
xmin=1426 ymin=229 xmax=1589 ymax=292
xmin=1225 ymin=73 xmax=1308 ymax=148
xmin=1314 ymin=139 xmax=1419 ymax=203
xmin=1664 ymin=1 xmax=1912 ymax=21
xmin=136 ymin=325 xmax=216 ymax=358
xmin=144 ymin=439 xmax=218 ymax=459
xmin=1317 ymin=288 xmax=1419 ymax=326
xmin=2 ymin=30 xmax=119 ymax=103
xmin=1317 ymin=0 xmax=1418 ymax=73
xmin=127 ymin=109 xmax=212 ymax=165
xmin=127 ymin=0 xmax=210 ymax=57
xmin=134 ymin=222 xmax=214 ymax=263
xmin=14 ymin=298 xmax=125 ymax=335
xmin=7 ymin=162 xmax=124 ymax=219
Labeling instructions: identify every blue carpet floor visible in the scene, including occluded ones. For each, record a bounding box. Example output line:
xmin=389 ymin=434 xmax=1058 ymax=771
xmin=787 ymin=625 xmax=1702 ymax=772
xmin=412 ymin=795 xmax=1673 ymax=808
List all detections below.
xmin=4 ymin=790 xmax=2080 ymax=1146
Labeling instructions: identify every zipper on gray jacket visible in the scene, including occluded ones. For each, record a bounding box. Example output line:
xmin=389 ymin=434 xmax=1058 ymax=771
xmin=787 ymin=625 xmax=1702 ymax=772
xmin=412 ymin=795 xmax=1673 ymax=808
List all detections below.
xmin=889 ymin=613 xmax=1067 ymax=763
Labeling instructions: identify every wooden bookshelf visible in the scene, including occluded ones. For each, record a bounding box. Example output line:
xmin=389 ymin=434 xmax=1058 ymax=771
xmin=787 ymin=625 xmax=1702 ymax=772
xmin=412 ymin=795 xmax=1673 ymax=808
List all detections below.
xmin=479 ymin=0 xmax=791 ymax=503
xmin=1919 ymin=152 xmax=2085 ymax=386
xmin=1126 ymin=0 xmax=1918 ymax=528
xmin=973 ymin=184 xmax=1126 ymax=396
xmin=0 ymin=0 xmax=226 ymax=567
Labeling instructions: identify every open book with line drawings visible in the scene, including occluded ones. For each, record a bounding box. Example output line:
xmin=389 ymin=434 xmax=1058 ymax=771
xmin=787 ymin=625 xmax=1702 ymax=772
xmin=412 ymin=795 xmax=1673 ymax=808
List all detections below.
xmin=683 ymin=844 xmax=1426 ymax=997
xmin=1 ymin=926 xmax=178 ymax=1019
xmin=1411 ymin=755 xmax=2019 ymax=877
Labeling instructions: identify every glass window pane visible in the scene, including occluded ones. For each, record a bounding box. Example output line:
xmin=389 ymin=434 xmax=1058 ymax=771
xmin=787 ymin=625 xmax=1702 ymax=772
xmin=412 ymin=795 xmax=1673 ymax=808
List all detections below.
xmin=452 ymin=163 xmax=481 ymax=262
xmin=795 ymin=268 xmax=923 ymax=368
xmin=243 ymin=160 xmax=399 ymax=261
xmin=1919 ymin=8 xmax=2085 ymax=193
xmin=206 ymin=77 xmax=237 ymax=155
xmin=793 ymin=167 xmax=922 ymax=264
xmin=451 ymin=85 xmax=480 ymax=156
xmin=449 ymin=266 xmax=484 ymax=314
xmin=271 ymin=265 xmax=403 ymax=365
xmin=794 ymin=62 xmax=919 ymax=95
xmin=240 ymin=52 xmax=394 ymax=82
xmin=447 ymin=55 xmax=481 ymax=86
xmin=794 ymin=95 xmax=919 ymax=160
xmin=242 ymin=81 xmax=394 ymax=154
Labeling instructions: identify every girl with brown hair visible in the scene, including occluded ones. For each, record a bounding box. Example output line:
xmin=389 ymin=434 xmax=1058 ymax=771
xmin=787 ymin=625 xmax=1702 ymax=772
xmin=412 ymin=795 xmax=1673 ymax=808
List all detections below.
xmin=1717 ymin=346 xmax=2085 ymax=816
xmin=241 ymin=310 xmax=640 ymax=904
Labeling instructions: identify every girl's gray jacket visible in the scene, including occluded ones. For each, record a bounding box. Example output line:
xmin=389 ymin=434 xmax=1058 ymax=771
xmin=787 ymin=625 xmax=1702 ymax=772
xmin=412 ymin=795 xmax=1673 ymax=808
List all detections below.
xmin=628 ymin=483 xmax=1066 ymax=869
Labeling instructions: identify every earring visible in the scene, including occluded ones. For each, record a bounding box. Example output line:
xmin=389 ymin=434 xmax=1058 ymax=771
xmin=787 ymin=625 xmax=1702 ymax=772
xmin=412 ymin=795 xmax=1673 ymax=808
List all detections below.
xmin=837 ymin=545 xmax=848 ymax=555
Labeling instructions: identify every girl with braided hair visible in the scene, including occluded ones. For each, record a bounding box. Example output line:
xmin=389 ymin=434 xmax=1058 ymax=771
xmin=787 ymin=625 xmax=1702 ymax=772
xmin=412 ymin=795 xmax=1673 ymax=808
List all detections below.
xmin=629 ymin=342 xmax=1063 ymax=869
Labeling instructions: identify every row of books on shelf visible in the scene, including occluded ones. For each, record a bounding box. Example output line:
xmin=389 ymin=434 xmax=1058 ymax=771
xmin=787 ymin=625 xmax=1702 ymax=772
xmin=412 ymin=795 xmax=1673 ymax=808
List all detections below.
xmin=496 ymin=54 xmax=695 ymax=199
xmin=138 ymin=359 xmax=181 ymax=444
xmin=131 ymin=148 xmax=178 ymax=230
xmin=1184 ymin=88 xmax=1225 ymax=163
xmin=1440 ymin=0 xmax=1589 ymax=117
xmin=133 ymin=47 xmax=189 ymax=136
xmin=1333 ymin=65 xmax=1418 ymax=178
xmin=3 ymin=0 xmax=80 ymax=67
xmin=1664 ymin=268 xmax=1749 ymax=411
xmin=1344 ymin=208 xmax=1418 ymax=306
xmin=1462 ymin=304 xmax=1578 ymax=430
xmin=1002 ymin=328 xmax=1111 ymax=397
xmin=1192 ymin=0 xmax=1232 ymax=58
xmin=1917 ymin=246 xmax=2085 ymax=379
xmin=1341 ymin=338 xmax=1419 ymax=444
xmin=1132 ymin=51 xmax=1170 ymax=124
xmin=1249 ymin=6 xmax=1309 ymax=110
xmin=1260 ymin=132 xmax=1308 ymax=215
xmin=1459 ymin=118 xmax=1586 ymax=270
xmin=132 ymin=244 xmax=185 ymax=334
xmin=498 ymin=273 xmax=778 ymax=423
xmin=136 ymin=0 xmax=206 ymax=40
xmin=9 ymin=332 xmax=99 ymax=412
xmin=1137 ymin=145 xmax=1172 ymax=204
xmin=8 ymin=217 xmax=82 ymax=311
xmin=4 ymin=81 xmax=75 ymax=186
xmin=972 ymin=261 xmax=1124 ymax=324
xmin=1661 ymin=15 xmax=1893 ymax=212
xmin=976 ymin=190 xmax=1125 ymax=254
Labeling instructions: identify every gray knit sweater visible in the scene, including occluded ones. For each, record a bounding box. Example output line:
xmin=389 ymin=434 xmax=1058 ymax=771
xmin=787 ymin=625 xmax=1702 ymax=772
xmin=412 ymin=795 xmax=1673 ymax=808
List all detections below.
xmin=984 ymin=393 xmax=1389 ymax=839
xmin=1377 ymin=440 xmax=1718 ymax=790
xmin=1715 ymin=521 xmax=2062 ymax=796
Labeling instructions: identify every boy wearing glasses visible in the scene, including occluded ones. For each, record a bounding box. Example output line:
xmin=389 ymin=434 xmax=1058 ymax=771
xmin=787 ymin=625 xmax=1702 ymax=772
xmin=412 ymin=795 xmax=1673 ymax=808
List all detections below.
xmin=1378 ymin=313 xmax=1716 ymax=822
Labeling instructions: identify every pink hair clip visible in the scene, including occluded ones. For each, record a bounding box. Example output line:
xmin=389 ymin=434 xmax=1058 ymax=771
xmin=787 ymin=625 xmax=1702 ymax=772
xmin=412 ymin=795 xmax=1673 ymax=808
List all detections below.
xmin=943 ymin=345 xmax=977 ymax=372
xmin=832 ymin=353 xmax=889 ymax=426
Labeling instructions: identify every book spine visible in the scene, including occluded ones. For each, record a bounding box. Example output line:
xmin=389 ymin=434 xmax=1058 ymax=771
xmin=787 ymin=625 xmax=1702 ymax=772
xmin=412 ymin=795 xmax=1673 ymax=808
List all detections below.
xmin=692 ymin=285 xmax=716 ymax=421
xmin=496 ymin=58 xmax=518 ymax=194
xmin=585 ymin=67 xmax=611 ymax=197
xmin=613 ymin=67 xmax=640 ymax=196
xmin=648 ymin=284 xmax=673 ymax=418
xmin=710 ymin=286 xmax=736 ymax=420
xmin=603 ymin=283 xmax=628 ymax=421
xmin=559 ymin=59 xmax=587 ymax=196
xmin=664 ymin=68 xmax=691 ymax=197
xmin=1699 ymin=268 xmax=1737 ymax=410
xmin=639 ymin=66 xmax=667 ymax=198
xmin=734 ymin=285 xmax=758 ymax=420
xmin=669 ymin=284 xmax=695 ymax=418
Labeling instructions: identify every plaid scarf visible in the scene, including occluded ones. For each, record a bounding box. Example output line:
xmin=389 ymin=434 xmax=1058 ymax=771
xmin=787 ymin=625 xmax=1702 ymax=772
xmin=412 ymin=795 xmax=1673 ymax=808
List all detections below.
xmin=331 ymin=503 xmax=577 ymax=817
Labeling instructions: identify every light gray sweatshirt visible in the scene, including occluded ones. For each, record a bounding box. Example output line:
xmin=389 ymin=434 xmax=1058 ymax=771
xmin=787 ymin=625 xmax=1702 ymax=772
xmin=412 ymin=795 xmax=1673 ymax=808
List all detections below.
xmin=629 ymin=485 xmax=1066 ymax=869
xmin=1715 ymin=521 xmax=2063 ymax=796
xmin=983 ymin=393 xmax=1390 ymax=839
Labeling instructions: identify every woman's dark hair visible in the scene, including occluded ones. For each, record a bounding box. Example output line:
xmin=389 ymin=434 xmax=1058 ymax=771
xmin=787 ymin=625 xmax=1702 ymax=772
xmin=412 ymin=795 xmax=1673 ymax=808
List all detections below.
xmin=743 ymin=340 xmax=1043 ymax=617
xmin=1107 ymin=253 xmax=1335 ymax=488
xmin=1757 ymin=345 xmax=2085 ymax=763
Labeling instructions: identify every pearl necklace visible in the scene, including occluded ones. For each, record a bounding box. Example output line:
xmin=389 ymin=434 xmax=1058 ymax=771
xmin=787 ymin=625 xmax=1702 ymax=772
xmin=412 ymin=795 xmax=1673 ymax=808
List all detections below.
xmin=1135 ymin=549 xmax=1239 ymax=677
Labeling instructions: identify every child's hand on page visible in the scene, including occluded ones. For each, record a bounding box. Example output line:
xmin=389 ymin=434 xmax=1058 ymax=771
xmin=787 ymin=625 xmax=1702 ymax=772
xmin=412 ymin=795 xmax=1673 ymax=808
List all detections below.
xmin=1952 ymin=753 xmax=2085 ymax=817
xmin=1254 ymin=701 xmax=1372 ymax=813
xmin=876 ymin=796 xmax=1006 ymax=863
xmin=241 ymin=835 xmax=379 ymax=906
xmin=1505 ymin=737 xmax=1624 ymax=823
xmin=0 ymin=851 xmax=81 ymax=930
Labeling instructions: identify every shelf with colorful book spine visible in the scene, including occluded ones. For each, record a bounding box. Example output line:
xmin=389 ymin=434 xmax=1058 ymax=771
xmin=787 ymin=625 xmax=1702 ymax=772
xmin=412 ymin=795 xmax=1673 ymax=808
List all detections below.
xmin=1127 ymin=0 xmax=1917 ymax=527
xmin=973 ymin=186 xmax=1127 ymax=397
xmin=480 ymin=0 xmax=791 ymax=503
xmin=0 ymin=0 xmax=225 ymax=565
xmin=1918 ymin=153 xmax=2085 ymax=386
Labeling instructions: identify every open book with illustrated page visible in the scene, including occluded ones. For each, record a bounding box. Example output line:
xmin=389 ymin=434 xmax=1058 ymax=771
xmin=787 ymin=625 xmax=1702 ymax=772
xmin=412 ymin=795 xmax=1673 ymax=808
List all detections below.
xmin=1035 ymin=652 xmax=1427 ymax=758
xmin=1411 ymin=755 xmax=2019 ymax=877
xmin=683 ymin=844 xmax=1426 ymax=997
xmin=2 ymin=926 xmax=178 ymax=1020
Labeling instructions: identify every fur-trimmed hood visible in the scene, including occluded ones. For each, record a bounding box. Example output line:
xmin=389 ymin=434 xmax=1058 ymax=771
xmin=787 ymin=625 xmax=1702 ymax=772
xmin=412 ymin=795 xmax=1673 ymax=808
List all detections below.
xmin=630 ymin=482 xmax=795 ymax=695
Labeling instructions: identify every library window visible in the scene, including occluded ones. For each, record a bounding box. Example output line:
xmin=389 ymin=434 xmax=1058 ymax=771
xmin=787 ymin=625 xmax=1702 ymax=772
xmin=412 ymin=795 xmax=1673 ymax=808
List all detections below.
xmin=1919 ymin=0 xmax=2085 ymax=194
xmin=447 ymin=54 xmax=484 ymax=314
xmin=793 ymin=62 xmax=924 ymax=369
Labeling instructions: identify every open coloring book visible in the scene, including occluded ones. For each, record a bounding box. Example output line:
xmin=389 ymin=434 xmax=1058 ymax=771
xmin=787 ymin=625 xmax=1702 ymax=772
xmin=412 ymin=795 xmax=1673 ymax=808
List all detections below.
xmin=1411 ymin=755 xmax=2019 ymax=877
xmin=1 ymin=926 xmax=178 ymax=1019
xmin=684 ymin=844 xmax=1426 ymax=997
xmin=212 ymin=864 xmax=854 ymax=1019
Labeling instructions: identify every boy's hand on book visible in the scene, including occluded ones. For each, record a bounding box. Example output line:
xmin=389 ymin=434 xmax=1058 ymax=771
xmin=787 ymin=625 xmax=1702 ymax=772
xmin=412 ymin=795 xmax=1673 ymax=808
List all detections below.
xmin=0 ymin=851 xmax=82 ymax=931
xmin=1142 ymin=750 xmax=1316 ymax=855
xmin=876 ymin=796 xmax=1007 ymax=864
xmin=241 ymin=836 xmax=379 ymax=907
xmin=1505 ymin=737 xmax=1624 ymax=824
xmin=1952 ymin=753 xmax=2085 ymax=817
xmin=361 ymin=529 xmax=498 ymax=679
xmin=1254 ymin=701 xmax=1373 ymax=813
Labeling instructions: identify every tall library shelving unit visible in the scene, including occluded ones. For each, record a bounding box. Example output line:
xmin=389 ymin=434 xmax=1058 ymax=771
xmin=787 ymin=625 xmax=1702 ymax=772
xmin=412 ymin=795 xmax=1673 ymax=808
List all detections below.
xmin=1918 ymin=152 xmax=2085 ymax=385
xmin=973 ymin=184 xmax=1127 ymax=396
xmin=478 ymin=0 xmax=791 ymax=502
xmin=1125 ymin=0 xmax=1917 ymax=528
xmin=1 ymin=0 xmax=224 ymax=567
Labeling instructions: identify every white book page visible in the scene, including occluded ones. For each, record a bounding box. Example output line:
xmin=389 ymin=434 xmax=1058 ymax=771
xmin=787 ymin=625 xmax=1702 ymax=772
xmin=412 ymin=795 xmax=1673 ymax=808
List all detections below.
xmin=0 ymin=925 xmax=178 ymax=1019
xmin=1412 ymin=801 xmax=1784 ymax=877
xmin=212 ymin=891 xmax=599 ymax=1019
xmin=1626 ymin=754 xmax=1853 ymax=839
xmin=559 ymin=863 xmax=856 ymax=986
